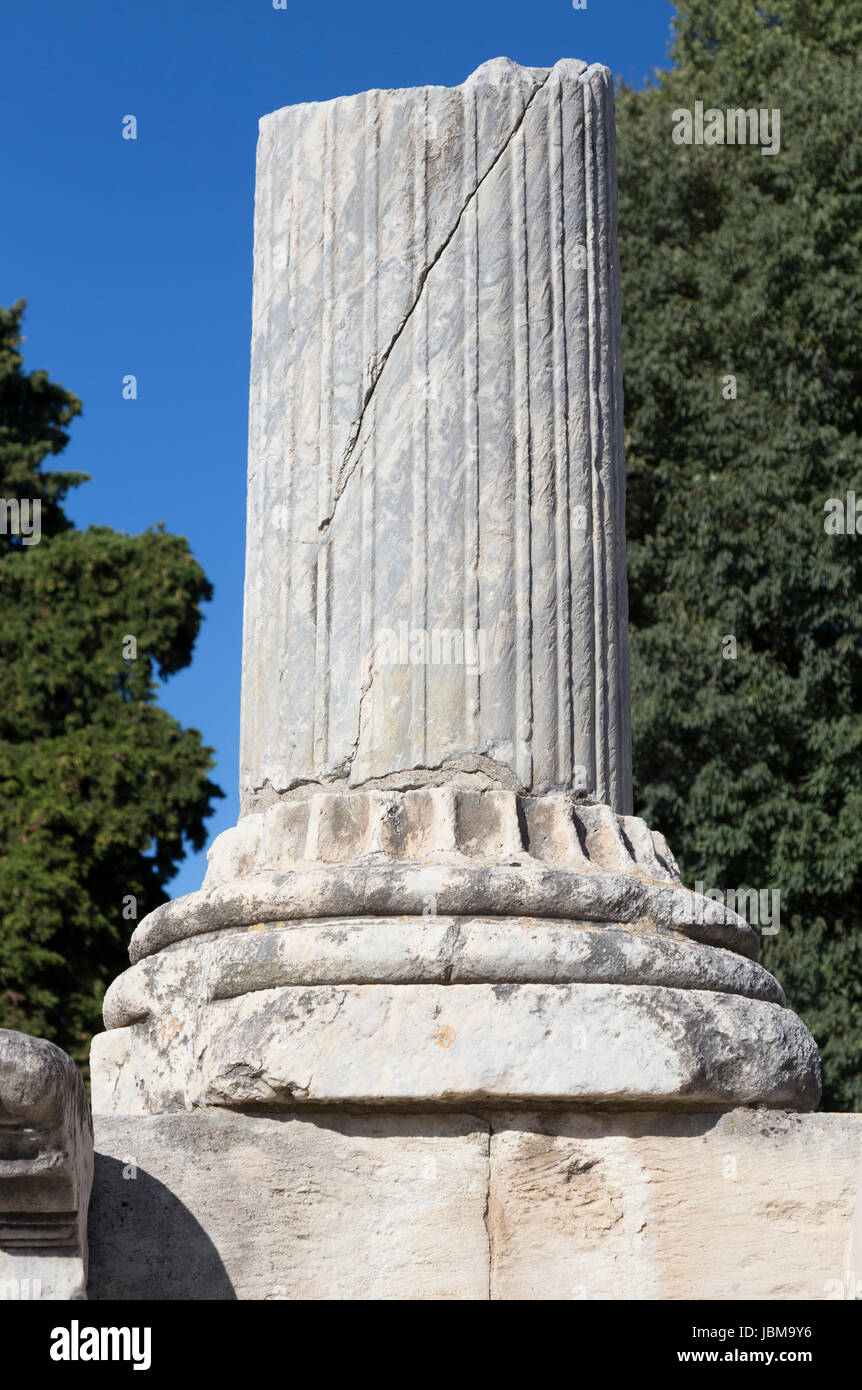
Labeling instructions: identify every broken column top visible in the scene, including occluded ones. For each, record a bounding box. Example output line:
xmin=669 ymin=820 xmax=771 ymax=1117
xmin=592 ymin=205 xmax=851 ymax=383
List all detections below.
xmin=240 ymin=57 xmax=631 ymax=814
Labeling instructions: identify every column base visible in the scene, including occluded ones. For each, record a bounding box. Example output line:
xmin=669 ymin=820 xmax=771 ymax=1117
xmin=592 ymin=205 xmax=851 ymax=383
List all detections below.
xmin=91 ymin=792 xmax=821 ymax=1115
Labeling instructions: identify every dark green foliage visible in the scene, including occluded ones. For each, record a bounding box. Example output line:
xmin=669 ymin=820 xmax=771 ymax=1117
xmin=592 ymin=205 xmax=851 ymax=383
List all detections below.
xmin=0 ymin=302 xmax=222 ymax=1063
xmin=617 ymin=1 xmax=862 ymax=1107
xmin=0 ymin=301 xmax=88 ymax=544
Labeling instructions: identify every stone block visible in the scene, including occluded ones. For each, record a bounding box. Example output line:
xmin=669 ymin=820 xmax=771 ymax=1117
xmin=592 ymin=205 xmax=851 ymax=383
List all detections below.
xmin=0 ymin=1029 xmax=93 ymax=1300
xmin=487 ymin=1110 xmax=862 ymax=1300
xmin=86 ymin=1107 xmax=862 ymax=1300
xmin=88 ymin=1111 xmax=489 ymax=1300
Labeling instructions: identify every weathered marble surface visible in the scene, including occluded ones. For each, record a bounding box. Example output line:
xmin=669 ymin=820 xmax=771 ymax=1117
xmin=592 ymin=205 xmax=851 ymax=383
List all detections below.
xmin=90 ymin=58 xmax=821 ymax=1119
xmin=93 ymin=786 xmax=822 ymax=1115
xmin=87 ymin=1109 xmax=862 ymax=1300
xmin=88 ymin=1112 xmax=490 ymax=1301
xmin=488 ymin=1109 xmax=862 ymax=1300
xmin=0 ymin=1029 xmax=93 ymax=1300
xmin=242 ymin=57 xmax=631 ymax=811
xmin=92 ymin=971 xmax=818 ymax=1116
xmin=104 ymin=921 xmax=785 ymax=1030
xmin=121 ymin=792 xmax=758 ymax=964
xmin=204 ymin=790 xmax=679 ymax=888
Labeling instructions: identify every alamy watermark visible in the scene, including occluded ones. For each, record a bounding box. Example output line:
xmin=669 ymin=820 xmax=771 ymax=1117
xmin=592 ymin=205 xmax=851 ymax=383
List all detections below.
xmin=672 ymin=103 xmax=780 ymax=156
xmin=824 ymin=490 xmax=862 ymax=535
xmin=0 ymin=498 xmax=41 ymax=545
xmin=674 ymin=881 xmax=780 ymax=935
xmin=375 ymin=622 xmax=486 ymax=676
xmin=50 ymin=1321 xmax=151 ymax=1370
xmin=0 ymin=1277 xmax=41 ymax=1299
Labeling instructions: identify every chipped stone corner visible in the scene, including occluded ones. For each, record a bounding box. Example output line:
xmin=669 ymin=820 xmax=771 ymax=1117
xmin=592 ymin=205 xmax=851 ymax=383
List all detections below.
xmin=0 ymin=1029 xmax=93 ymax=1301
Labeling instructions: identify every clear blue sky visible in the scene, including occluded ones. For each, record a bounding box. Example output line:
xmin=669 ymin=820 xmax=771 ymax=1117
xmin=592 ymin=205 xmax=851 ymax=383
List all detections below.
xmin=1 ymin=0 xmax=675 ymax=896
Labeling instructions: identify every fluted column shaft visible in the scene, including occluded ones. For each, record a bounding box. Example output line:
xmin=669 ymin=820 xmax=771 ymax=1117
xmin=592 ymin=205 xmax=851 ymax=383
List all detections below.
xmin=241 ymin=58 xmax=631 ymax=813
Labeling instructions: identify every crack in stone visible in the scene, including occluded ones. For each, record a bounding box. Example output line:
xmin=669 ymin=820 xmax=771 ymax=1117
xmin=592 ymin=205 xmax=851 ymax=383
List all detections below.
xmin=341 ymin=654 xmax=377 ymax=779
xmin=284 ymin=1075 xmax=313 ymax=1097
xmin=244 ymin=753 xmax=527 ymax=808
xmin=483 ymin=1121 xmax=494 ymax=1300
xmin=327 ymin=991 xmax=348 ymax=1028
xmin=317 ymin=69 xmax=553 ymax=538
xmin=440 ymin=921 xmax=463 ymax=984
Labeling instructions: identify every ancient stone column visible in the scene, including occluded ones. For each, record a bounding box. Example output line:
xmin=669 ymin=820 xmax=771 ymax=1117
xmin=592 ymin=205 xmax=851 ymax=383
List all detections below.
xmin=90 ymin=59 xmax=820 ymax=1117
xmin=240 ymin=56 xmax=631 ymax=812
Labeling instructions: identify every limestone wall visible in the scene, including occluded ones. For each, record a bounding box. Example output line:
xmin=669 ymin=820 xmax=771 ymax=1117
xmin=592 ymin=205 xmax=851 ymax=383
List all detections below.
xmin=88 ymin=1109 xmax=862 ymax=1301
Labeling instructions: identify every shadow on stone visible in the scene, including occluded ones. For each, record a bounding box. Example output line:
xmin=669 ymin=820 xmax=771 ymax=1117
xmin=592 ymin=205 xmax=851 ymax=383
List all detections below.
xmin=87 ymin=1154 xmax=236 ymax=1301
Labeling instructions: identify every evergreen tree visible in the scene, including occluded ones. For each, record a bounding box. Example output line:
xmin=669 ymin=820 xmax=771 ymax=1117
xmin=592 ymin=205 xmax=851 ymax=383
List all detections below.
xmin=617 ymin=1 xmax=862 ymax=1107
xmin=0 ymin=301 xmax=222 ymax=1064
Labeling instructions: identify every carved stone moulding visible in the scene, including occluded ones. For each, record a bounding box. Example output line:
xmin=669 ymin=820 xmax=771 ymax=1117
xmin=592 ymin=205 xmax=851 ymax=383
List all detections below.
xmin=0 ymin=1030 xmax=93 ymax=1300
xmin=90 ymin=791 xmax=820 ymax=1117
